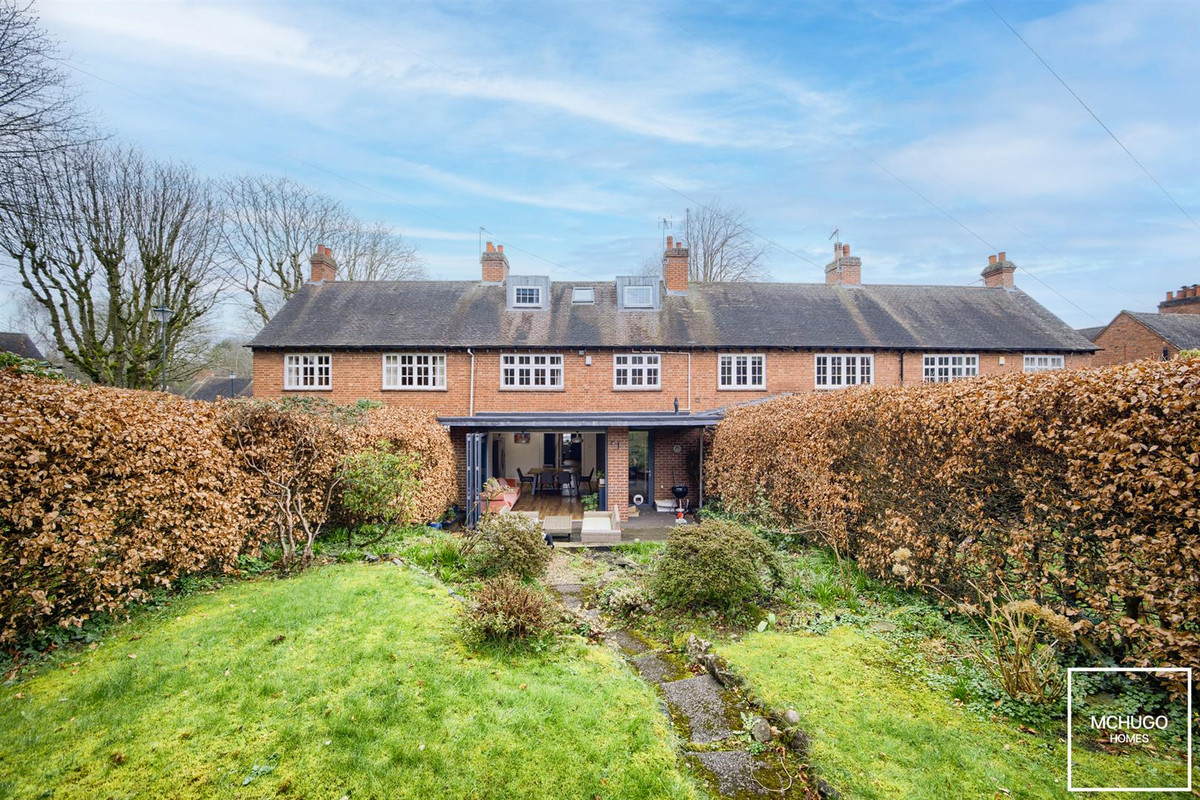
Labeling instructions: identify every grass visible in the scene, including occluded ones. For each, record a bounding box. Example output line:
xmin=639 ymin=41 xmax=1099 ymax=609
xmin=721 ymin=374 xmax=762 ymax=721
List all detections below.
xmin=0 ymin=563 xmax=699 ymax=800
xmin=722 ymin=623 xmax=1189 ymax=800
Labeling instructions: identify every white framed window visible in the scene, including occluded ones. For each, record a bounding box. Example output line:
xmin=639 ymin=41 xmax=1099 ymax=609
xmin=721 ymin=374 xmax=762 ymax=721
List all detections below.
xmin=815 ymin=354 xmax=874 ymax=389
xmin=571 ymin=287 xmax=595 ymax=304
xmin=501 ymin=353 xmax=564 ymax=390
xmin=718 ymin=353 xmax=766 ymax=390
xmin=624 ymin=285 xmax=654 ymax=308
xmin=1023 ymin=354 xmax=1064 ymax=373
xmin=614 ymin=353 xmax=661 ymax=389
xmin=284 ymin=353 xmax=331 ymax=390
xmin=383 ymin=353 xmax=446 ymax=390
xmin=513 ymin=286 xmax=542 ymax=307
xmin=922 ymin=354 xmax=979 ymax=383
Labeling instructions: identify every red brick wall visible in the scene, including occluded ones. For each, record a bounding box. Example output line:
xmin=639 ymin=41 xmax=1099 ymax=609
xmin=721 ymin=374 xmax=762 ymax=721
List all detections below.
xmin=1091 ymin=313 xmax=1174 ymax=367
xmin=607 ymin=427 xmax=630 ymax=521
xmin=652 ymin=428 xmax=701 ymax=509
xmin=253 ymin=348 xmax=1094 ymax=411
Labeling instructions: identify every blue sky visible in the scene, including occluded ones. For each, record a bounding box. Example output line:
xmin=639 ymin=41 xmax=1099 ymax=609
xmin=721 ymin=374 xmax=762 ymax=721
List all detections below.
xmin=4 ymin=0 xmax=1198 ymax=336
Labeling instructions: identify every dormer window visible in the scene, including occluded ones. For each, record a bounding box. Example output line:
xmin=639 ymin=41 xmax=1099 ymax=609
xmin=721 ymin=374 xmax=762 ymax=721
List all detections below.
xmin=623 ymin=285 xmax=654 ymax=308
xmin=514 ymin=286 xmax=542 ymax=307
xmin=572 ymin=287 xmax=595 ymax=304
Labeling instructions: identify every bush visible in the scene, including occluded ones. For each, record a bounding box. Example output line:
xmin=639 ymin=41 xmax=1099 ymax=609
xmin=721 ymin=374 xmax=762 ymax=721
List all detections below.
xmin=708 ymin=357 xmax=1200 ymax=671
xmin=598 ymin=579 xmax=653 ymax=618
xmin=0 ymin=373 xmax=254 ymax=644
xmin=650 ymin=519 xmax=782 ymax=613
xmin=460 ymin=575 xmax=557 ymax=645
xmin=338 ymin=442 xmax=423 ymax=544
xmin=462 ymin=513 xmax=551 ymax=580
xmin=351 ymin=405 xmax=455 ymax=525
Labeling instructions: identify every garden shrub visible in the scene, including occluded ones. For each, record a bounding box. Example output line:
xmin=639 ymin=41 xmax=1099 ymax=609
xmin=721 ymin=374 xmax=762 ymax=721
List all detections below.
xmin=598 ymin=579 xmax=653 ymax=618
xmin=338 ymin=442 xmax=423 ymax=544
xmin=0 ymin=372 xmax=254 ymax=643
xmin=707 ymin=357 xmax=1200 ymax=671
xmin=461 ymin=512 xmax=551 ymax=580
xmin=460 ymin=575 xmax=557 ymax=645
xmin=352 ymin=404 xmax=455 ymax=525
xmin=650 ymin=519 xmax=782 ymax=613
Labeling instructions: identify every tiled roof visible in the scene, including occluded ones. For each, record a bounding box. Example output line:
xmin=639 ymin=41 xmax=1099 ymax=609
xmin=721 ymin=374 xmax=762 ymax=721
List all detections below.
xmin=1076 ymin=326 xmax=1105 ymax=342
xmin=1127 ymin=312 xmax=1200 ymax=351
xmin=0 ymin=332 xmax=45 ymax=360
xmin=249 ymin=280 xmax=1096 ymax=353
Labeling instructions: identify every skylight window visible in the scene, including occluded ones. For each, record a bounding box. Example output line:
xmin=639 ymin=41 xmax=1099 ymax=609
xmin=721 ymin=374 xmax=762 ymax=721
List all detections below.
xmin=624 ymin=285 xmax=654 ymax=308
xmin=572 ymin=287 xmax=595 ymax=304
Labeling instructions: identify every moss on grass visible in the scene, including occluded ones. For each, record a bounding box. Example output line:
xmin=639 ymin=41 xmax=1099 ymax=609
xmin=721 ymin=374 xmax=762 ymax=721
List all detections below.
xmin=722 ymin=626 xmax=1188 ymax=800
xmin=0 ymin=564 xmax=699 ymax=800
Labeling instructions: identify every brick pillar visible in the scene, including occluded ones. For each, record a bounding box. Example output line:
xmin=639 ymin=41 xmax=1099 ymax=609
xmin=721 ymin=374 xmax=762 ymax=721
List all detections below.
xmin=450 ymin=427 xmax=467 ymax=508
xmin=607 ymin=426 xmax=630 ymax=522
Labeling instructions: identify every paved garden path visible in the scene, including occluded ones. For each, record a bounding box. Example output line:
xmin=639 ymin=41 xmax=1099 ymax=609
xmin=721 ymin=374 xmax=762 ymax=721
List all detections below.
xmin=546 ymin=551 xmax=808 ymax=799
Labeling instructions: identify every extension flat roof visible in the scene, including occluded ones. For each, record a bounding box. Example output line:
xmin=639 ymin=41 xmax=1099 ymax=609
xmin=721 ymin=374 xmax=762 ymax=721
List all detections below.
xmin=436 ymin=410 xmax=725 ymax=429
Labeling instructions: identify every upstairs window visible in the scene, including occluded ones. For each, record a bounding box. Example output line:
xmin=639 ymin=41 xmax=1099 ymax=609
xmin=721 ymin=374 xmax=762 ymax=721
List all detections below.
xmin=284 ymin=353 xmax=331 ymax=390
xmin=1023 ymin=354 xmax=1064 ymax=373
xmin=501 ymin=353 xmax=563 ymax=390
xmin=923 ymin=354 xmax=978 ymax=382
xmin=815 ymin=354 xmax=873 ymax=389
xmin=571 ymin=287 xmax=595 ymax=304
xmin=383 ymin=353 xmax=446 ymax=389
xmin=623 ymin=285 xmax=654 ymax=308
xmin=513 ymin=286 xmax=542 ymax=307
xmin=614 ymin=353 xmax=661 ymax=389
xmin=718 ymin=353 xmax=765 ymax=390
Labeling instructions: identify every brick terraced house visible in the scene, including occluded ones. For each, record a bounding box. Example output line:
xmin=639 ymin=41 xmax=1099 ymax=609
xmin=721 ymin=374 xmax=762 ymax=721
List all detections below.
xmin=1083 ymin=284 xmax=1200 ymax=366
xmin=250 ymin=240 xmax=1095 ymax=524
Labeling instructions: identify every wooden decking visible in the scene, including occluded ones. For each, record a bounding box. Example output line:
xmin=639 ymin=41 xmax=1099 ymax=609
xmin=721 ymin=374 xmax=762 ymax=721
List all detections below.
xmin=512 ymin=493 xmax=583 ymax=520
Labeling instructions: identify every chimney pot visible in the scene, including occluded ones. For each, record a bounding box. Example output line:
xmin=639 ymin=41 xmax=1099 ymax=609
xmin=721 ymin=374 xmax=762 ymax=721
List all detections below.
xmin=988 ymin=255 xmax=997 ymax=265
xmin=842 ymin=244 xmax=850 ymax=258
xmin=497 ymin=244 xmax=503 ymax=253
xmin=486 ymin=241 xmax=495 ymax=253
xmin=997 ymin=251 xmax=1007 ymax=262
xmin=666 ymin=235 xmax=673 ymax=249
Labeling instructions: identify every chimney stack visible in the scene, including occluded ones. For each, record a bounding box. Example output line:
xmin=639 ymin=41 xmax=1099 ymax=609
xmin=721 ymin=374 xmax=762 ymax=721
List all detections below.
xmin=1159 ymin=283 xmax=1200 ymax=314
xmin=309 ymin=245 xmax=337 ymax=283
xmin=824 ymin=243 xmax=862 ymax=285
xmin=663 ymin=236 xmax=689 ymax=293
xmin=481 ymin=240 xmax=510 ymax=283
xmin=981 ymin=252 xmax=1016 ymax=288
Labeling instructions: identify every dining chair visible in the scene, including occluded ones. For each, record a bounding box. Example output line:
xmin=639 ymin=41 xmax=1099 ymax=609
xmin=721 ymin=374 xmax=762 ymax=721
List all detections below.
xmin=579 ymin=468 xmax=595 ymax=493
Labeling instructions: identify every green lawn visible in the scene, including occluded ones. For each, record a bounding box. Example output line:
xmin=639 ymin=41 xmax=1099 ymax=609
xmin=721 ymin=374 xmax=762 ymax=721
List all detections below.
xmin=0 ymin=564 xmax=699 ymax=799
xmin=723 ymin=626 xmax=1188 ymax=800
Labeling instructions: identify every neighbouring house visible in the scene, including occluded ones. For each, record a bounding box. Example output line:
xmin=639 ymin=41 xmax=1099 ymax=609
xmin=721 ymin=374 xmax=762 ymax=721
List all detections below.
xmin=0 ymin=332 xmax=45 ymax=361
xmin=1086 ymin=284 xmax=1200 ymax=366
xmin=185 ymin=372 xmax=253 ymax=402
xmin=249 ymin=241 xmax=1095 ymax=524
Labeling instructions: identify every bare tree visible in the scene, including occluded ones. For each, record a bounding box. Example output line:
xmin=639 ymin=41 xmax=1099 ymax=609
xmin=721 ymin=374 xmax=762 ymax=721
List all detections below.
xmin=0 ymin=142 xmax=222 ymax=388
xmin=682 ymin=201 xmax=769 ymax=282
xmin=221 ymin=175 xmax=424 ymax=324
xmin=0 ymin=2 xmax=85 ymax=176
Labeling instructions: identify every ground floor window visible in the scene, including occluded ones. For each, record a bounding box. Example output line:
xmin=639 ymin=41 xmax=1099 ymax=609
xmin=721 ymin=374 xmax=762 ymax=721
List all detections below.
xmin=815 ymin=353 xmax=873 ymax=388
xmin=284 ymin=353 xmax=331 ymax=390
xmin=922 ymin=354 xmax=978 ymax=382
xmin=1023 ymin=354 xmax=1064 ymax=372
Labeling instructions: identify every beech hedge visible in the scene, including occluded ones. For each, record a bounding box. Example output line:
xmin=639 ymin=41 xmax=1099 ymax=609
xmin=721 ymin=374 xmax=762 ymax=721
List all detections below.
xmin=0 ymin=373 xmax=454 ymax=643
xmin=707 ymin=358 xmax=1200 ymax=670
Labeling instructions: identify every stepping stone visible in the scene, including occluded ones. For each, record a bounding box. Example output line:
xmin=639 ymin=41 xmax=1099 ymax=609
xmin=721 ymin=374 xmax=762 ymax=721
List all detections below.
xmin=604 ymin=629 xmax=650 ymax=655
xmin=661 ymin=674 xmax=735 ymax=743
xmin=550 ymin=583 xmax=582 ymax=610
xmin=631 ymin=652 xmax=675 ymax=685
xmin=690 ymin=751 xmax=772 ymax=797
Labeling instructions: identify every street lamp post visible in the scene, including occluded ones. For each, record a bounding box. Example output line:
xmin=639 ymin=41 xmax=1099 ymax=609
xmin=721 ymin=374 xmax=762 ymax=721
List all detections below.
xmin=152 ymin=305 xmax=174 ymax=392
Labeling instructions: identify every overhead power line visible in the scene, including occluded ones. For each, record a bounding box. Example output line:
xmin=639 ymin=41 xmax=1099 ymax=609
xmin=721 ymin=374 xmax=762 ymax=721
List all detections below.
xmin=983 ymin=0 xmax=1200 ymax=233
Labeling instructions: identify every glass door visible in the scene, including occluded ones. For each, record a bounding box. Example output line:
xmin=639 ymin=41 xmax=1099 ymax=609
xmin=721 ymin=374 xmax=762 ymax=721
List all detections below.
xmin=628 ymin=430 xmax=651 ymax=507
